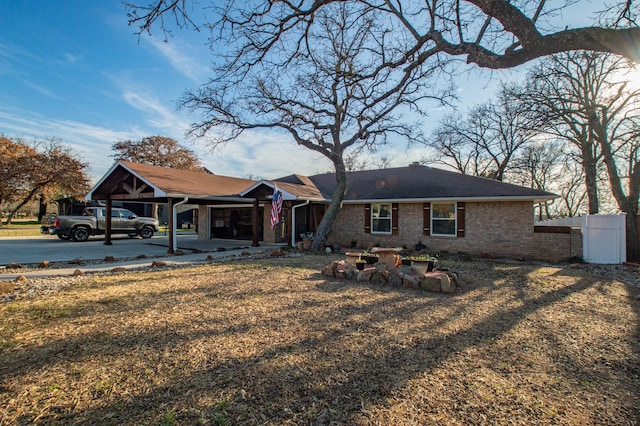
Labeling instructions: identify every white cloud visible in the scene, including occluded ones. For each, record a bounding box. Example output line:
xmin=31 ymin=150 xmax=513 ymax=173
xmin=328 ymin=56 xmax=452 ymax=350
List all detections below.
xmin=62 ymin=53 xmax=78 ymax=65
xmin=143 ymin=35 xmax=210 ymax=82
xmin=0 ymin=107 xmax=145 ymax=181
xmin=191 ymin=130 xmax=332 ymax=179
xmin=21 ymin=81 xmax=61 ymax=99
xmin=122 ymin=90 xmax=190 ymax=135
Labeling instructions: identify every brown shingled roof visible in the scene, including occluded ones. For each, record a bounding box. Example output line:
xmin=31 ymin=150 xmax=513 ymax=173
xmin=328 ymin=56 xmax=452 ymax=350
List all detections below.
xmin=120 ymin=161 xmax=257 ymax=197
xmin=279 ymin=164 xmax=557 ymax=202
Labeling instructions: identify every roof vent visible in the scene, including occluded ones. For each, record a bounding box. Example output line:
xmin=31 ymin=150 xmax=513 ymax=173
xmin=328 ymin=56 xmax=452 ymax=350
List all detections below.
xmin=409 ymin=162 xmax=421 ymax=167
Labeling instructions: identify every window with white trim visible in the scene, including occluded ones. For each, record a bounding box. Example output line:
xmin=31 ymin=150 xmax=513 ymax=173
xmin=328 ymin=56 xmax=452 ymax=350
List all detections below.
xmin=371 ymin=203 xmax=392 ymax=234
xmin=431 ymin=202 xmax=456 ymax=236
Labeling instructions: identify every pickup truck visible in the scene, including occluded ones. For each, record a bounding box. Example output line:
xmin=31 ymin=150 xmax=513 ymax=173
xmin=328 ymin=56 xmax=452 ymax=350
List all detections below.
xmin=42 ymin=207 xmax=159 ymax=242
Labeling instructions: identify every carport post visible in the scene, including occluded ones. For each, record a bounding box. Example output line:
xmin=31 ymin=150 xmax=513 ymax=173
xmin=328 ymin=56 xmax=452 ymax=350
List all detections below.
xmin=104 ymin=197 xmax=112 ymax=245
xmin=252 ymin=199 xmax=260 ymax=247
xmin=167 ymin=198 xmax=174 ymax=254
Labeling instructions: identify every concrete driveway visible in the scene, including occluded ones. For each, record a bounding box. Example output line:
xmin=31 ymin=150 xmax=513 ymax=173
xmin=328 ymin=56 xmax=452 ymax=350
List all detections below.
xmin=0 ymin=234 xmax=259 ymax=265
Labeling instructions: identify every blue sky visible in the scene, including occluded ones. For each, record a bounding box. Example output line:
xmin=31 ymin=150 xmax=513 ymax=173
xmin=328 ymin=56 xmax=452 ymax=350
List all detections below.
xmin=0 ymin=1 xmax=599 ymax=183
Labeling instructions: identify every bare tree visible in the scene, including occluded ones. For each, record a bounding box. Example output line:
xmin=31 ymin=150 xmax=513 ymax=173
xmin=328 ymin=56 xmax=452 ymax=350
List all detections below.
xmin=556 ymin=159 xmax=589 ymax=217
xmin=176 ymin=4 xmax=453 ymax=250
xmin=429 ymin=85 xmax=540 ymax=181
xmin=524 ymin=51 xmax=640 ymax=259
xmin=589 ymin=87 xmax=640 ymax=260
xmin=125 ymin=0 xmax=640 ymax=250
xmin=519 ymin=52 xmax=621 ymax=214
xmin=127 ymin=1 xmax=640 ymax=72
xmin=506 ymin=140 xmax=589 ymax=220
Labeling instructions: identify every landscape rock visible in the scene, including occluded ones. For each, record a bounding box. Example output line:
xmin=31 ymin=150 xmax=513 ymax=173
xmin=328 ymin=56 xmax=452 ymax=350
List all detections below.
xmin=388 ymin=271 xmax=403 ymax=287
xmin=0 ymin=282 xmax=15 ymax=294
xmin=356 ymin=269 xmax=375 ymax=282
xmin=402 ymin=275 xmax=419 ymax=289
xmin=370 ymin=271 xmax=389 ymax=285
xmin=103 ymin=256 xmax=116 ymax=262
xmin=321 ymin=261 xmax=459 ymax=294
xmin=440 ymin=273 xmax=455 ymax=293
xmin=111 ymin=267 xmax=127 ymax=273
xmin=136 ymin=254 xmax=148 ymax=259
xmin=420 ymin=276 xmax=441 ymax=292
xmin=151 ymin=260 xmax=168 ymax=267
xmin=6 ymin=263 xmax=23 ymax=270
xmin=68 ymin=258 xmax=83 ymax=265
xmin=72 ymin=269 xmax=84 ymax=276
xmin=38 ymin=260 xmax=50 ymax=268
xmin=206 ymin=255 xmax=215 ymax=261
xmin=322 ymin=261 xmax=339 ymax=277
xmin=271 ymin=248 xmax=285 ymax=257
xmin=344 ymin=267 xmax=357 ymax=280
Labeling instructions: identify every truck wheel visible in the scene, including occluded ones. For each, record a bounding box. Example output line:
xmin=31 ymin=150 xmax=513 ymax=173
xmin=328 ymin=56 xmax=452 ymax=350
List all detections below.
xmin=57 ymin=234 xmax=71 ymax=241
xmin=71 ymin=226 xmax=90 ymax=242
xmin=140 ymin=226 xmax=154 ymax=239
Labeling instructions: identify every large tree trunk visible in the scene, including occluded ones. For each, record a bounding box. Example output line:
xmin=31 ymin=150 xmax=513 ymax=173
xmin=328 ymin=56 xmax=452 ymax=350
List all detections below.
xmin=4 ymin=185 xmax=43 ymax=225
xmin=311 ymin=159 xmax=348 ymax=251
xmin=38 ymin=193 xmax=47 ymax=222
xmin=593 ymin=117 xmax=640 ymax=260
xmin=624 ymin=205 xmax=640 ymax=261
xmin=582 ymin=143 xmax=600 ymax=214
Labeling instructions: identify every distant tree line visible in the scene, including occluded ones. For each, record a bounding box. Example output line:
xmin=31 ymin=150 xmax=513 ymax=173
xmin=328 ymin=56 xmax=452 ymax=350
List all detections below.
xmin=425 ymin=51 xmax=640 ymax=259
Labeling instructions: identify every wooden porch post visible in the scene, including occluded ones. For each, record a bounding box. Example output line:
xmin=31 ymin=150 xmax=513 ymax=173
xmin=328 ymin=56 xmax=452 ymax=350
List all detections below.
xmin=104 ymin=196 xmax=112 ymax=246
xmin=252 ymin=199 xmax=260 ymax=247
xmin=167 ymin=198 xmax=175 ymax=254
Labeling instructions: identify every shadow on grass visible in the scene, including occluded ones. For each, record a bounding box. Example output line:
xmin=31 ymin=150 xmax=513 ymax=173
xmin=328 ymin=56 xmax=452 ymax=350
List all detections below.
xmin=1 ymin=257 xmax=638 ymax=424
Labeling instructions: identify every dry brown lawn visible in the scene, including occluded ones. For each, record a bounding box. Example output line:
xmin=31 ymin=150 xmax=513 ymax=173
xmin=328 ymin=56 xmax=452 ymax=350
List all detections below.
xmin=0 ymin=255 xmax=639 ymax=425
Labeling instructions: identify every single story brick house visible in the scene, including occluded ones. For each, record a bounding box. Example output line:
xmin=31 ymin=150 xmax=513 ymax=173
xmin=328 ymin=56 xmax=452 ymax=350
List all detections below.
xmin=88 ymin=161 xmax=559 ymax=258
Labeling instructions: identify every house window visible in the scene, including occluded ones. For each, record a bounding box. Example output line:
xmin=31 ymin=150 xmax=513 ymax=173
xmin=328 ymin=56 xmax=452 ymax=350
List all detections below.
xmin=371 ymin=203 xmax=392 ymax=234
xmin=431 ymin=203 xmax=456 ymax=236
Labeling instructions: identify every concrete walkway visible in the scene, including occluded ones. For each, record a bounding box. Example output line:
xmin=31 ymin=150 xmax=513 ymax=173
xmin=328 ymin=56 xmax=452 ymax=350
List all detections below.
xmin=0 ymin=235 xmax=282 ymax=281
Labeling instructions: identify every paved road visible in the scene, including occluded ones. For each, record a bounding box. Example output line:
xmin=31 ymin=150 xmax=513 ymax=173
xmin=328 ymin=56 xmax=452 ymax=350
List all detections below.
xmin=0 ymin=233 xmax=256 ymax=265
xmin=0 ymin=234 xmax=281 ymax=281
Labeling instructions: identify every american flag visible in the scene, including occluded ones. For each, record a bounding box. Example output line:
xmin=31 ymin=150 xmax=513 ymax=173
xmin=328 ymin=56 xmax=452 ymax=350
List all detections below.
xmin=270 ymin=186 xmax=283 ymax=229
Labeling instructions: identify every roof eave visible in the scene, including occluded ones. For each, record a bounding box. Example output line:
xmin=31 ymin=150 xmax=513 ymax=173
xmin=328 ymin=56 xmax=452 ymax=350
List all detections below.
xmin=166 ymin=194 xmax=256 ymax=202
xmin=341 ymin=195 xmax=559 ymax=204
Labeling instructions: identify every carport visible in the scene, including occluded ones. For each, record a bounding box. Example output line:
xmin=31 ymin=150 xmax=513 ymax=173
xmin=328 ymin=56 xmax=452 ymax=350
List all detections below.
xmin=87 ymin=161 xmax=267 ymax=253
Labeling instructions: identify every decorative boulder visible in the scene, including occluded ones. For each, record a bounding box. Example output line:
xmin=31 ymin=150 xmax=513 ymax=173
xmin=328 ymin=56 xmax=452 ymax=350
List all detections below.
xmin=388 ymin=271 xmax=403 ymax=287
xmin=370 ymin=271 xmax=388 ymax=285
xmin=0 ymin=282 xmax=15 ymax=294
xmin=322 ymin=261 xmax=339 ymax=277
xmin=420 ymin=276 xmax=441 ymax=292
xmin=402 ymin=275 xmax=419 ymax=289
xmin=356 ymin=269 xmax=375 ymax=282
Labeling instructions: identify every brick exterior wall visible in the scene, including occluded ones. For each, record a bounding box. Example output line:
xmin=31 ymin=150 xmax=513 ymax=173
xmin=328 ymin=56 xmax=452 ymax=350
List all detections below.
xmin=223 ymin=200 xmax=580 ymax=261
xmin=197 ymin=208 xmax=208 ymax=239
xmin=532 ymin=227 xmax=582 ymax=261
xmin=327 ymin=201 xmax=535 ymax=258
xmin=263 ymin=207 xmax=276 ymax=243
